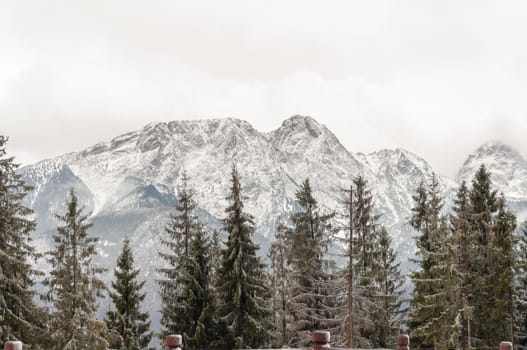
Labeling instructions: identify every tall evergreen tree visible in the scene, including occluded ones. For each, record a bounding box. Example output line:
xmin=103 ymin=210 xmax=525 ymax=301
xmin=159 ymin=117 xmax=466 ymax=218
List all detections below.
xmin=216 ymin=165 xmax=270 ymax=349
xmin=0 ymin=136 xmax=46 ymax=347
xmin=106 ymin=239 xmax=153 ymax=350
xmin=468 ymin=165 xmax=501 ymax=348
xmin=178 ymin=225 xmax=216 ymax=350
xmin=409 ymin=176 xmax=455 ymax=349
xmin=268 ymin=223 xmax=293 ymax=347
xmin=158 ymin=171 xmax=201 ymax=336
xmin=515 ymin=222 xmax=527 ymax=349
xmin=287 ymin=178 xmax=336 ymax=346
xmin=44 ymin=190 xmax=108 ymax=350
xmin=351 ymin=176 xmax=382 ymax=347
xmin=370 ymin=226 xmax=404 ymax=348
xmin=450 ymin=181 xmax=473 ymax=350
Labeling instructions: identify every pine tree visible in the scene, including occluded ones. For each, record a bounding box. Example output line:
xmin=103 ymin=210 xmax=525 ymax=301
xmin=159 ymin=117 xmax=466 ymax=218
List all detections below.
xmin=409 ymin=176 xmax=456 ymax=349
xmin=488 ymin=195 xmax=517 ymax=345
xmin=178 ymin=226 xmax=216 ymax=350
xmin=106 ymin=238 xmax=153 ymax=350
xmin=287 ymin=178 xmax=336 ymax=346
xmin=0 ymin=136 xmax=46 ymax=347
xmin=515 ymin=222 xmax=527 ymax=349
xmin=158 ymin=171 xmax=201 ymax=336
xmin=352 ymin=176 xmax=382 ymax=347
xmin=468 ymin=164 xmax=500 ymax=348
xmin=370 ymin=226 xmax=404 ymax=348
xmin=216 ymin=165 xmax=270 ymax=349
xmin=450 ymin=181 xmax=473 ymax=350
xmin=44 ymin=190 xmax=108 ymax=350
xmin=268 ymin=223 xmax=293 ymax=347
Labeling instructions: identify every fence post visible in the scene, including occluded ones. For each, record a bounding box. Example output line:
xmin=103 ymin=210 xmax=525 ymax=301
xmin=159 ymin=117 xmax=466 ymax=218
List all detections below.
xmin=3 ymin=341 xmax=23 ymax=350
xmin=499 ymin=341 xmax=513 ymax=350
xmin=397 ymin=334 xmax=410 ymax=350
xmin=165 ymin=334 xmax=183 ymax=349
xmin=312 ymin=331 xmax=330 ymax=350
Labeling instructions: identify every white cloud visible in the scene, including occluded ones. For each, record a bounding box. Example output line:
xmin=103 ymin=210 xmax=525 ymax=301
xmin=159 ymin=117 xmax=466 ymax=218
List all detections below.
xmin=1 ymin=0 xmax=527 ymax=177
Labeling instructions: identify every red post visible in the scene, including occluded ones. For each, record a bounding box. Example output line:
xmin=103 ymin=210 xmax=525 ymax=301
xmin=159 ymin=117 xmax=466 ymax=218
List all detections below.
xmin=499 ymin=341 xmax=513 ymax=350
xmin=4 ymin=341 xmax=23 ymax=350
xmin=397 ymin=334 xmax=410 ymax=350
xmin=312 ymin=331 xmax=330 ymax=350
xmin=165 ymin=334 xmax=183 ymax=349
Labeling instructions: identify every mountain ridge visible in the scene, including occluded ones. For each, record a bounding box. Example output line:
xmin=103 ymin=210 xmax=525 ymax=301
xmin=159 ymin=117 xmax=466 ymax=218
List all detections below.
xmin=17 ymin=115 xmax=527 ymax=332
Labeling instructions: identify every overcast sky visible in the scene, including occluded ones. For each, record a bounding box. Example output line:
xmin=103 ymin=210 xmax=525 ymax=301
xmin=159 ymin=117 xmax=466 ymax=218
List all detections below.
xmin=2 ymin=0 xmax=527 ymax=178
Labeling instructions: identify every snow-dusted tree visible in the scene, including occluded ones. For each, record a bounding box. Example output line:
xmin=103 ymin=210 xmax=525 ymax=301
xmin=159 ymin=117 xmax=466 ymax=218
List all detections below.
xmin=335 ymin=177 xmax=403 ymax=348
xmin=44 ymin=190 xmax=108 ymax=349
xmin=370 ymin=226 xmax=404 ymax=348
xmin=0 ymin=136 xmax=46 ymax=347
xmin=409 ymin=176 xmax=456 ymax=349
xmin=158 ymin=171 xmax=201 ymax=336
xmin=178 ymin=225 xmax=216 ymax=350
xmin=268 ymin=223 xmax=294 ymax=347
xmin=216 ymin=165 xmax=270 ymax=349
xmin=468 ymin=165 xmax=503 ymax=348
xmin=287 ymin=178 xmax=336 ymax=346
xmin=515 ymin=222 xmax=527 ymax=349
xmin=487 ymin=195 xmax=517 ymax=346
xmin=106 ymin=238 xmax=153 ymax=350
xmin=449 ymin=181 xmax=473 ymax=350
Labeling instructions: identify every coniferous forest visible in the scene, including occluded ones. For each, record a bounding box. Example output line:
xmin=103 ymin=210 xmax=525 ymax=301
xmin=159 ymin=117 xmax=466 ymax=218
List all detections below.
xmin=2 ymin=134 xmax=527 ymax=350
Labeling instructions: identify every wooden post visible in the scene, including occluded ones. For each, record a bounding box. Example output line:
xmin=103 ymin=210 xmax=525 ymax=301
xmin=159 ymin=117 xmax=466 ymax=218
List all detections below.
xmin=397 ymin=334 xmax=410 ymax=350
xmin=165 ymin=334 xmax=183 ymax=349
xmin=499 ymin=341 xmax=513 ymax=350
xmin=3 ymin=341 xmax=23 ymax=350
xmin=312 ymin=331 xmax=330 ymax=350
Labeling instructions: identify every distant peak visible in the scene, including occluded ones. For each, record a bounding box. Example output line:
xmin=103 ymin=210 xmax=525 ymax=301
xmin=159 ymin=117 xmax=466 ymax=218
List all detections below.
xmin=472 ymin=140 xmax=524 ymax=162
xmin=278 ymin=115 xmax=327 ymax=138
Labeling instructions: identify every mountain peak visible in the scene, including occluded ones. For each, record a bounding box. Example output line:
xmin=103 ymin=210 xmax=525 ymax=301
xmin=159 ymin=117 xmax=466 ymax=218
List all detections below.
xmin=473 ymin=140 xmax=524 ymax=162
xmin=279 ymin=115 xmax=325 ymax=138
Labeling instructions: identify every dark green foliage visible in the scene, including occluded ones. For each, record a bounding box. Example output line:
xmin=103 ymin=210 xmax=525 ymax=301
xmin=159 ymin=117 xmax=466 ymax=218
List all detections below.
xmin=370 ymin=226 xmax=404 ymax=348
xmin=158 ymin=171 xmax=201 ymax=336
xmin=468 ymin=165 xmax=516 ymax=348
xmin=0 ymin=136 xmax=46 ymax=347
xmin=409 ymin=176 xmax=454 ymax=349
xmin=44 ymin=190 xmax=108 ymax=349
xmin=106 ymin=239 xmax=153 ymax=350
xmin=268 ymin=223 xmax=293 ymax=347
xmin=217 ymin=165 xmax=270 ymax=349
xmin=287 ymin=178 xmax=336 ymax=346
xmin=516 ymin=222 xmax=527 ymax=349
xmin=178 ymin=226 xmax=216 ymax=350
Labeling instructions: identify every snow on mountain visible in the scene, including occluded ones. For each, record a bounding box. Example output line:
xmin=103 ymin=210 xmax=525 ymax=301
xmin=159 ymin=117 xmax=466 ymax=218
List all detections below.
xmin=17 ymin=116 xmax=483 ymax=331
xmin=457 ymin=140 xmax=527 ymax=221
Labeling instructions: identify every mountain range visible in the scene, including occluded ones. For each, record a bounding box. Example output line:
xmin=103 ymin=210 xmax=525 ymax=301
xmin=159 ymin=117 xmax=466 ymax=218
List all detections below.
xmin=18 ymin=115 xmax=527 ymax=330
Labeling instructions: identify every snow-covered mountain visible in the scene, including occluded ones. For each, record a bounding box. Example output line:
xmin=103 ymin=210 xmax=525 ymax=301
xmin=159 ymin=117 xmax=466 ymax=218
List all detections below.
xmin=457 ymin=140 xmax=527 ymax=220
xmin=18 ymin=116 xmax=525 ymax=331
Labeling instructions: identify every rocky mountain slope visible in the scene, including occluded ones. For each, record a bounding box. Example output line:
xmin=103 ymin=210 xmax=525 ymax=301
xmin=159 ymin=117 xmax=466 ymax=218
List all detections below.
xmin=18 ymin=116 xmax=527 ymax=330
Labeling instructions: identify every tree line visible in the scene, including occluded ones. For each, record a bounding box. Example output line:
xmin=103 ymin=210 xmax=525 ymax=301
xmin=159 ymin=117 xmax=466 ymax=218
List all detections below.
xmin=1 ymin=135 xmax=527 ymax=349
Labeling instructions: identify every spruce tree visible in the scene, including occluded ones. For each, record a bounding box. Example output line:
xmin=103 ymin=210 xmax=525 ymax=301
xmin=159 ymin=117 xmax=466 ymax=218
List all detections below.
xmin=468 ymin=164 xmax=500 ymax=348
xmin=0 ymin=136 xmax=46 ymax=347
xmin=44 ymin=190 xmax=108 ymax=349
xmin=268 ymin=223 xmax=293 ymax=347
xmin=158 ymin=171 xmax=201 ymax=336
xmin=352 ymin=176 xmax=382 ymax=347
xmin=106 ymin=239 xmax=153 ymax=350
xmin=371 ymin=226 xmax=404 ymax=348
xmin=178 ymin=226 xmax=216 ymax=350
xmin=409 ymin=176 xmax=456 ymax=349
xmin=515 ymin=222 xmax=527 ymax=349
xmin=216 ymin=165 xmax=270 ymax=349
xmin=450 ymin=181 xmax=473 ymax=350
xmin=287 ymin=178 xmax=336 ymax=346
